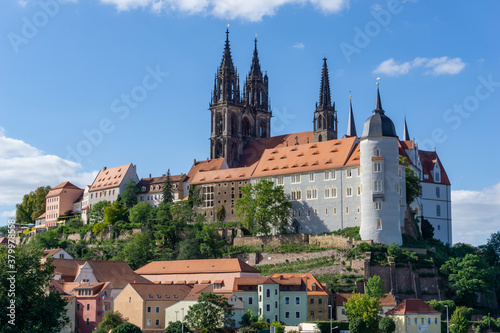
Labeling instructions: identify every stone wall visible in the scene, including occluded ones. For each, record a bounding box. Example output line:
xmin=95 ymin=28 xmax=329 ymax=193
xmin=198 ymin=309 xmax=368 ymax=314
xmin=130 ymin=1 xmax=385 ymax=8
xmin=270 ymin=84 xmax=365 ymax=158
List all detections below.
xmin=233 ymin=233 xmax=309 ymax=247
xmin=64 ymin=228 xmax=142 ymax=242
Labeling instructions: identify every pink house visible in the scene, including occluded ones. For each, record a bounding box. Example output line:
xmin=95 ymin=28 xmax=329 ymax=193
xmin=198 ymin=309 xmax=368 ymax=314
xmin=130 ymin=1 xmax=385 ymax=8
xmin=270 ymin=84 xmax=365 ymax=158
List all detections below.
xmin=45 ymin=182 xmax=84 ymax=229
xmin=52 ymin=280 xmax=111 ymax=333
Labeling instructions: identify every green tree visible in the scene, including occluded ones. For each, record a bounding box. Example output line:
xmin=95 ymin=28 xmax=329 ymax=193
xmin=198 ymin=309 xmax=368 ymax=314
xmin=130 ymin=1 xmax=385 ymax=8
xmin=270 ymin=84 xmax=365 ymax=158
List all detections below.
xmin=240 ymin=309 xmax=259 ymax=327
xmin=235 ymin=180 xmax=292 ymax=236
xmin=348 ymin=317 xmax=367 ymax=333
xmin=15 ymin=185 xmax=51 ymax=224
xmin=450 ymin=309 xmax=470 ymax=333
xmin=421 ymin=218 xmax=435 ymax=240
xmin=88 ymin=200 xmax=111 ymax=224
xmin=270 ymin=321 xmax=285 ymax=333
xmin=483 ymin=231 xmax=500 ymax=265
xmin=441 ymin=254 xmax=493 ymax=306
xmin=129 ymin=201 xmax=154 ymax=229
xmin=185 ymin=293 xmax=234 ymax=330
xmin=104 ymin=200 xmax=129 ymax=235
xmin=97 ymin=311 xmax=127 ymax=333
xmin=378 ymin=317 xmax=396 ymax=333
xmin=344 ymin=293 xmax=381 ymax=333
xmin=121 ymin=178 xmax=140 ymax=208
xmin=154 ymin=202 xmax=186 ymax=250
xmin=0 ymin=244 xmax=68 ymax=332
xmin=399 ymin=156 xmax=422 ymax=204
xmin=112 ymin=322 xmax=142 ymax=333
xmin=426 ymin=299 xmax=456 ymax=320
xmin=117 ymin=232 xmax=154 ymax=270
xmin=165 ymin=320 xmax=191 ymax=333
xmin=366 ymin=275 xmax=385 ymax=299
xmin=162 ymin=169 xmax=174 ymax=204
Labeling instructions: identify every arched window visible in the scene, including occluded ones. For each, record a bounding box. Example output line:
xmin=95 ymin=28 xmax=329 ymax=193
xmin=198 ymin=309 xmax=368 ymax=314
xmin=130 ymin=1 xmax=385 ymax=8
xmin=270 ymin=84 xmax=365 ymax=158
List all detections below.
xmin=242 ymin=118 xmax=251 ymax=138
xmin=215 ymin=113 xmax=223 ymax=135
xmin=435 ymin=172 xmax=440 ymax=182
xmin=436 ymin=187 xmax=440 ymax=198
xmin=317 ymin=115 xmax=324 ymax=130
xmin=436 ymin=205 xmax=441 ymax=217
xmin=318 ymin=134 xmax=323 ymax=142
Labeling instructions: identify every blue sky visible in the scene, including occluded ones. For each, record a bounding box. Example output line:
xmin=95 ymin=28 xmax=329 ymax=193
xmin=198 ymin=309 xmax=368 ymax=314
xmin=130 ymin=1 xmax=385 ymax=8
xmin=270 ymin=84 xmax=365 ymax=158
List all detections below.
xmin=0 ymin=0 xmax=499 ymax=246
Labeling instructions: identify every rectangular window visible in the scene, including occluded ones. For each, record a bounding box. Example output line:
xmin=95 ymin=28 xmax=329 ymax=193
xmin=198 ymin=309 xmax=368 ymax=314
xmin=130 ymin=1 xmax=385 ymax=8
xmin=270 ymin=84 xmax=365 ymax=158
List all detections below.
xmin=342 ymin=309 xmax=345 ymax=315
xmin=428 ymin=318 xmax=431 ymax=325
xmin=345 ymin=206 xmax=349 ymax=214
xmin=318 ymin=311 xmax=323 ymax=318
xmin=277 ymin=176 xmax=284 ymax=185
xmin=147 ymin=306 xmax=152 ymax=313
xmin=414 ymin=318 xmax=418 ymax=325
xmin=357 ymin=185 xmax=362 ymax=195
xmin=77 ymin=304 xmax=80 ymax=311
xmin=357 ymin=205 xmax=360 ymax=213
xmin=434 ymin=318 xmax=438 ymax=325
xmin=332 ymin=187 xmax=337 ymax=197
xmin=408 ymin=317 xmax=411 ymax=325
xmin=147 ymin=319 xmax=152 ymax=326
xmin=296 ymin=312 xmax=300 ymax=318
xmin=421 ymin=318 xmax=424 ymax=325
xmin=318 ymin=298 xmax=322 ymax=304
xmin=346 ymin=169 xmax=352 ymax=177
xmin=295 ymin=297 xmax=300 ymax=305
xmin=333 ymin=207 xmax=337 ymax=215
xmin=377 ymin=219 xmax=382 ymax=230
xmin=202 ymin=185 xmax=214 ymax=208
xmin=373 ymin=161 xmax=382 ymax=172
xmin=285 ymin=312 xmax=290 ymax=319
xmin=291 ymin=190 xmax=302 ymax=201
xmin=309 ymin=173 xmax=315 ymax=182
xmin=291 ymin=174 xmax=301 ymax=184
xmin=266 ymin=304 xmax=271 ymax=312
xmin=310 ymin=311 xmax=314 ymax=318
xmin=374 ymin=180 xmax=382 ymax=192
xmin=249 ymin=297 xmax=253 ymax=305
xmin=285 ymin=297 xmax=290 ymax=305
xmin=324 ymin=171 xmax=330 ymax=180
xmin=324 ymin=187 xmax=330 ymax=198
xmin=156 ymin=306 xmax=160 ymax=313
xmin=375 ymin=202 xmax=382 ymax=210
xmin=87 ymin=304 xmax=90 ymax=311
xmin=86 ymin=318 xmax=90 ymax=325
xmin=156 ymin=319 xmax=160 ymax=326
xmin=346 ymin=187 xmax=353 ymax=197
xmin=310 ymin=298 xmax=314 ymax=304
xmin=275 ymin=301 xmax=278 ymax=308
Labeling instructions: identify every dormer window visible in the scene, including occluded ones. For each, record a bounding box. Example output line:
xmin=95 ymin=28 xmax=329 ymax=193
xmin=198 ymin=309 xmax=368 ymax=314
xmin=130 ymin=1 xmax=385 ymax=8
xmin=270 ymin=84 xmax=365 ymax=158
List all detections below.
xmin=141 ymin=186 xmax=146 ymax=192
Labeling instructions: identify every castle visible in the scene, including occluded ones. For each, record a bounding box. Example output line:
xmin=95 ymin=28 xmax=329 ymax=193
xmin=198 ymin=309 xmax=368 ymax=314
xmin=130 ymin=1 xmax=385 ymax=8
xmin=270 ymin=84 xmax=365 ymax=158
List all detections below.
xmin=190 ymin=30 xmax=452 ymax=245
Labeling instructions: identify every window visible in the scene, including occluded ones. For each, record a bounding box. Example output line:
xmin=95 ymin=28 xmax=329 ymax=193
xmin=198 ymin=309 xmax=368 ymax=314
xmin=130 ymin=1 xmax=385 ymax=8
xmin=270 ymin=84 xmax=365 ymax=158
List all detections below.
xmin=375 ymin=202 xmax=382 ymax=210
xmin=398 ymin=167 xmax=402 ymax=178
xmin=435 ymin=172 xmax=440 ymax=182
xmin=421 ymin=318 xmax=425 ymax=325
xmin=341 ymin=309 xmax=346 ymax=315
xmin=414 ymin=318 xmax=418 ymax=325
xmin=285 ymin=312 xmax=290 ymax=319
xmin=76 ymin=318 xmax=80 ymax=326
xmin=436 ymin=187 xmax=440 ymax=198
xmin=318 ymin=311 xmax=323 ymax=318
xmin=285 ymin=297 xmax=290 ymax=305
xmin=259 ymin=286 xmax=262 ymax=292
xmin=309 ymin=173 xmax=315 ymax=182
xmin=437 ymin=205 xmax=441 ymax=217
xmin=103 ymin=291 xmax=107 ymax=297
xmin=324 ymin=187 xmax=330 ymax=198
xmin=346 ymin=169 xmax=352 ymax=177
xmin=266 ymin=289 xmax=270 ymax=297
xmin=86 ymin=318 xmax=90 ymax=326
xmin=377 ymin=219 xmax=382 ymax=230
xmin=291 ymin=190 xmax=302 ymax=201
xmin=346 ymin=187 xmax=353 ymax=197
xmin=318 ymin=298 xmax=322 ymax=304
xmin=375 ymin=148 xmax=380 ymax=156
xmin=408 ymin=317 xmax=411 ymax=325
xmin=438 ymin=225 xmax=441 ymax=231
xmin=156 ymin=319 xmax=160 ymax=326
xmin=434 ymin=317 xmax=438 ymax=325
xmin=275 ymin=289 xmax=278 ymax=296
xmin=306 ymin=188 xmax=318 ymax=200
xmin=428 ymin=318 xmax=431 ymax=325
xmin=77 ymin=304 xmax=80 ymax=311
xmin=332 ymin=187 xmax=337 ymax=197
xmin=266 ymin=304 xmax=271 ymax=312
xmin=324 ymin=171 xmax=330 ymax=180
xmin=147 ymin=319 xmax=152 ymax=326
xmin=156 ymin=306 xmax=160 ymax=313
xmin=275 ymin=301 xmax=278 ymax=308
xmin=357 ymin=185 xmax=362 ymax=195
xmin=357 ymin=205 xmax=360 ymax=213
xmin=333 ymin=207 xmax=337 ymax=215
xmin=259 ymin=295 xmax=262 ymax=302
xmin=291 ymin=174 xmax=301 ymax=184
xmin=310 ymin=311 xmax=314 ymax=319
xmin=345 ymin=206 xmax=349 ymax=214
xmin=296 ymin=312 xmax=300 ymax=318
xmin=87 ymin=304 xmax=90 ymax=311
xmin=202 ymin=185 xmax=214 ymax=208
xmin=295 ymin=297 xmax=300 ymax=305
xmin=310 ymin=298 xmax=314 ymax=304
xmin=373 ymin=161 xmax=382 ymax=172
xmin=374 ymin=180 xmax=382 ymax=192
xmin=147 ymin=306 xmax=152 ymax=313
xmin=277 ymin=176 xmax=284 ymax=185
xmin=249 ymin=297 xmax=253 ymax=305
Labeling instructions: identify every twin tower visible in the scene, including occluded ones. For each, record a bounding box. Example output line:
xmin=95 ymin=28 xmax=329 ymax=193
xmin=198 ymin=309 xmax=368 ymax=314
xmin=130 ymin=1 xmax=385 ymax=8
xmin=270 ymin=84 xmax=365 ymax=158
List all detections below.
xmin=209 ymin=30 xmax=338 ymax=168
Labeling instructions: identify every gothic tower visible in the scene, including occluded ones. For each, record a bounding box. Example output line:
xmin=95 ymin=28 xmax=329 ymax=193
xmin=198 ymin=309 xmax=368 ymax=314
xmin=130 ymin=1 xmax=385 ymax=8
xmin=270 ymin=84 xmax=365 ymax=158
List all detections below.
xmin=210 ymin=29 xmax=244 ymax=167
xmin=314 ymin=58 xmax=337 ymax=142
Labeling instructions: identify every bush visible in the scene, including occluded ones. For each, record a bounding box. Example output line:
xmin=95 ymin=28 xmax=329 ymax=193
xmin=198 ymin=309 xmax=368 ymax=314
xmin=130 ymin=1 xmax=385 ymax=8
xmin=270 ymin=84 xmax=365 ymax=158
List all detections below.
xmin=313 ymin=321 xmax=349 ymax=333
xmin=379 ymin=317 xmax=396 ymax=333
xmin=348 ymin=318 xmax=367 ymax=333
xmin=113 ymin=322 xmax=142 ymax=333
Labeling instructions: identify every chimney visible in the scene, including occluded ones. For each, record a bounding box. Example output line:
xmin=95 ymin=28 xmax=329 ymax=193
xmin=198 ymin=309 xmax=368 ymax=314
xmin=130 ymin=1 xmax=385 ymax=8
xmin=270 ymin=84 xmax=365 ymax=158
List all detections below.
xmin=103 ymin=167 xmax=107 ymax=171
xmin=149 ymin=174 xmax=151 ymax=178
xmin=194 ymin=159 xmax=197 ymax=164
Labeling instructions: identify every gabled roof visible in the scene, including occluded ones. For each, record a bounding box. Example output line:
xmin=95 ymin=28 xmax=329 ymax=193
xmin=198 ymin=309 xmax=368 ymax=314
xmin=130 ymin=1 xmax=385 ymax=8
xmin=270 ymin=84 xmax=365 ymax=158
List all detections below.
xmin=252 ymin=136 xmax=358 ymax=178
xmin=46 ymin=182 xmax=83 ymax=198
xmin=187 ymin=158 xmax=227 ymax=181
xmin=183 ymin=284 xmax=214 ymax=301
xmin=270 ymin=273 xmax=332 ymax=295
xmin=0 ymin=237 xmax=8 ymax=245
xmin=43 ymin=248 xmax=64 ymax=258
xmin=190 ymin=164 xmax=257 ymax=185
xmin=51 ymin=259 xmax=152 ymax=289
xmin=90 ymin=164 xmax=135 ymax=192
xmin=386 ymin=299 xmax=440 ymax=315
xmin=418 ymin=150 xmax=451 ymax=185
xmin=35 ymin=212 xmax=46 ymax=220
xmin=137 ymin=174 xmax=187 ymax=193
xmin=135 ymin=258 xmax=260 ymax=275
xmin=128 ymin=283 xmax=192 ymax=301
xmin=53 ymin=280 xmax=109 ymax=297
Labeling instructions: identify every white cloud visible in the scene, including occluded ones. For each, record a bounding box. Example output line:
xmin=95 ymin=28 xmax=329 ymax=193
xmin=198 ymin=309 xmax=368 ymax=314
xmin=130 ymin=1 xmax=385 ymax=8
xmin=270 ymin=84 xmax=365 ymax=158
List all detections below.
xmin=451 ymin=182 xmax=500 ymax=246
xmin=0 ymin=131 xmax=98 ymax=221
xmin=98 ymin=0 xmax=349 ymax=21
xmin=293 ymin=42 xmax=305 ymax=49
xmin=374 ymin=57 xmax=466 ymax=76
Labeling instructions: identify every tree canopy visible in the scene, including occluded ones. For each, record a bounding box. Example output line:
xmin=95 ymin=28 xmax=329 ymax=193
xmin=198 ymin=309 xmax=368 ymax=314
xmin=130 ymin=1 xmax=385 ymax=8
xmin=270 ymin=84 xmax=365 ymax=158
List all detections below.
xmin=121 ymin=178 xmax=140 ymax=208
xmin=344 ymin=293 xmax=381 ymax=333
xmin=112 ymin=322 xmax=142 ymax=333
xmin=165 ymin=320 xmax=191 ymax=333
xmin=235 ymin=180 xmax=292 ymax=236
xmin=162 ymin=169 xmax=174 ymax=204
xmin=366 ymin=275 xmax=385 ymax=299
xmin=185 ymin=293 xmax=234 ymax=330
xmin=15 ymin=185 xmax=51 ymax=224
xmin=97 ymin=311 xmax=127 ymax=333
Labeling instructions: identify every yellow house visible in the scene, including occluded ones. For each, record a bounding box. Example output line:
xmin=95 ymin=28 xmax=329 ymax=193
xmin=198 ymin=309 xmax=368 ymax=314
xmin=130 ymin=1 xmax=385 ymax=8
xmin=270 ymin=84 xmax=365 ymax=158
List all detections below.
xmin=386 ymin=299 xmax=441 ymax=333
xmin=114 ymin=283 xmax=191 ymax=330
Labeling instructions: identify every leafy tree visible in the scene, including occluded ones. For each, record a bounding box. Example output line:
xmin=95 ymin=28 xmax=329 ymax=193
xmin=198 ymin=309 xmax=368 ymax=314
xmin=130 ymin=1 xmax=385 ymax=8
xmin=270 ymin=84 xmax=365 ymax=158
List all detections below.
xmin=235 ymin=180 xmax=292 ymax=236
xmin=421 ymin=218 xmax=435 ymax=240
xmin=344 ymin=293 xmax=381 ymax=333
xmin=240 ymin=309 xmax=259 ymax=327
xmin=366 ymin=275 xmax=385 ymax=299
xmin=15 ymin=185 xmax=51 ymax=224
xmin=270 ymin=321 xmax=285 ymax=333
xmin=162 ymin=169 xmax=174 ymax=204
xmin=154 ymin=203 xmax=185 ymax=250
xmin=121 ymin=178 xmax=140 ymax=208
xmin=104 ymin=201 xmax=129 ymax=235
xmin=378 ymin=317 xmax=396 ymax=333
xmin=88 ymin=200 xmax=111 ymax=224
xmin=165 ymin=320 xmax=191 ymax=333
xmin=129 ymin=201 xmax=154 ymax=229
xmin=117 ymin=232 xmax=154 ymax=270
xmin=35 ymin=229 xmax=62 ymax=249
xmin=112 ymin=322 xmax=142 ymax=333
xmin=348 ymin=317 xmax=367 ymax=333
xmin=450 ymin=309 xmax=470 ymax=333
xmin=0 ymin=225 xmax=8 ymax=237
xmin=185 ymin=293 xmax=234 ymax=330
xmin=441 ymin=254 xmax=493 ymax=306
xmin=483 ymin=231 xmax=500 ymax=266
xmin=0 ymin=244 xmax=68 ymax=332
xmin=187 ymin=186 xmax=202 ymax=208
xmin=97 ymin=310 xmax=127 ymax=333
xmin=399 ymin=156 xmax=422 ymax=204
xmin=426 ymin=299 xmax=456 ymax=320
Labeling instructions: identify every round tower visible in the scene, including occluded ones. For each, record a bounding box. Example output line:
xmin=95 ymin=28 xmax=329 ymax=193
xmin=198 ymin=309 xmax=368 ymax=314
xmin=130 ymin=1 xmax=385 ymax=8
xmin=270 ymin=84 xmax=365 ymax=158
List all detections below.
xmin=359 ymin=85 xmax=402 ymax=245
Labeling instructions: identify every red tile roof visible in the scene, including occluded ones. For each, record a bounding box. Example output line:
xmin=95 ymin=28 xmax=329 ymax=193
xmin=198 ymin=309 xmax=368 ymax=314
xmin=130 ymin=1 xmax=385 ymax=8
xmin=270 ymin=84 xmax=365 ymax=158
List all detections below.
xmin=183 ymin=284 xmax=214 ymax=301
xmin=386 ymin=299 xmax=440 ymax=315
xmin=187 ymin=158 xmax=227 ymax=181
xmin=90 ymin=164 xmax=135 ymax=192
xmin=190 ymin=164 xmax=257 ymax=185
xmin=46 ymin=182 xmax=83 ymax=198
xmin=135 ymin=258 xmax=260 ymax=275
xmin=418 ymin=150 xmax=451 ymax=185
xmin=270 ymin=273 xmax=331 ymax=295
xmin=128 ymin=283 xmax=192 ymax=301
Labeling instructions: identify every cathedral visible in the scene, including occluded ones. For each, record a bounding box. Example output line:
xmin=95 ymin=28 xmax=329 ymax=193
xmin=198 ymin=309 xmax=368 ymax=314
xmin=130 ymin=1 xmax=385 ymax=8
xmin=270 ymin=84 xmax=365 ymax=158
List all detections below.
xmin=189 ymin=30 xmax=452 ymax=245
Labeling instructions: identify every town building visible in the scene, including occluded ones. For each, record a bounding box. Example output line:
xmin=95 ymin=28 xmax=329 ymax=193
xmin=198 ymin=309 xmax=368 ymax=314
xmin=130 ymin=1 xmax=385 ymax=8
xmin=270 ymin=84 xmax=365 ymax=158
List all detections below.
xmin=45 ymin=182 xmax=84 ymax=229
xmin=42 ymin=247 xmax=73 ymax=262
xmin=137 ymin=173 xmax=187 ymax=206
xmin=34 ymin=212 xmax=46 ymax=234
xmin=385 ymin=298 xmax=441 ymax=333
xmin=335 ymin=293 xmax=397 ymax=321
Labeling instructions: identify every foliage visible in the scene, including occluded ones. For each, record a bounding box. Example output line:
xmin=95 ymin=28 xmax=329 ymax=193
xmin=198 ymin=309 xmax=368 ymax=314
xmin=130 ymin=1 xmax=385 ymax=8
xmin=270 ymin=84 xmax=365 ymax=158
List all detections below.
xmin=348 ymin=317 xmax=366 ymax=333
xmin=257 ymin=256 xmax=339 ymax=276
xmin=426 ymin=299 xmax=456 ymax=320
xmin=0 ymin=244 xmax=68 ymax=332
xmin=103 ymin=200 xmax=129 ymax=235
xmin=0 ymin=225 xmax=8 ymax=237
xmin=449 ymin=309 xmax=470 ymax=333
xmin=88 ymin=200 xmax=111 ymax=224
xmin=154 ymin=203 xmax=183 ymax=249
xmin=235 ymin=180 xmax=292 ymax=236
xmin=344 ymin=293 xmax=381 ymax=332
xmin=331 ymin=226 xmax=361 ymax=240
xmin=115 ymin=232 xmax=154 ymax=270
xmin=97 ymin=311 xmax=127 ymax=333
xmin=312 ymin=321 xmax=349 ymax=333
xmin=240 ymin=309 xmax=259 ymax=327
xmin=400 ymin=156 xmax=422 ymax=204
xmin=162 ymin=169 xmax=174 ymax=204
xmin=121 ymin=178 xmax=140 ymax=208
xmin=185 ymin=293 xmax=234 ymax=330
xmin=378 ymin=317 xmax=396 ymax=333
xmin=270 ymin=321 xmax=285 ymax=333
xmin=366 ymin=275 xmax=385 ymax=299
xmin=421 ymin=219 xmax=435 ymax=240
xmin=15 ymin=185 xmax=51 ymax=224
xmin=165 ymin=320 xmax=191 ymax=333
xmin=129 ymin=201 xmax=154 ymax=229
xmin=112 ymin=322 xmax=142 ymax=333
xmin=440 ymin=254 xmax=493 ymax=306
xmin=483 ymin=231 xmax=500 ymax=266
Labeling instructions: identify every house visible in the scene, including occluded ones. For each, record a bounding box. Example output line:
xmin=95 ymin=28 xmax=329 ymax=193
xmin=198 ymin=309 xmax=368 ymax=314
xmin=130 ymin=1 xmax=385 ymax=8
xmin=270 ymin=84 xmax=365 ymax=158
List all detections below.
xmin=88 ymin=164 xmax=139 ymax=211
xmin=45 ymin=182 xmax=84 ymax=229
xmin=335 ymin=293 xmax=397 ymax=321
xmin=270 ymin=273 xmax=333 ymax=322
xmin=135 ymin=258 xmax=261 ymax=292
xmin=42 ymin=248 xmax=73 ymax=262
xmin=52 ymin=280 xmax=112 ymax=333
xmin=385 ymin=298 xmax=441 ymax=333
xmin=0 ymin=237 xmax=9 ymax=247
xmin=51 ymin=259 xmax=152 ymax=300
xmin=114 ymin=283 xmax=192 ymax=330
xmin=137 ymin=173 xmax=188 ymax=207
xmin=59 ymin=295 xmax=76 ymax=333
xmin=34 ymin=213 xmax=46 ymax=233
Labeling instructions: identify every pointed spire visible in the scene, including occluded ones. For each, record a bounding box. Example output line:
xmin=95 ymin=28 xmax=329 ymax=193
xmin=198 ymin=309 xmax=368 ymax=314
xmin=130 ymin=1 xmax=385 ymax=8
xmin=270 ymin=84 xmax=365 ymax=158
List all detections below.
xmin=347 ymin=95 xmax=357 ymax=137
xmin=249 ymin=37 xmax=262 ymax=78
xmin=374 ymin=83 xmax=384 ymax=114
xmin=318 ymin=57 xmax=332 ymax=108
xmin=403 ymin=115 xmax=410 ymax=141
xmin=220 ymin=28 xmax=234 ymax=71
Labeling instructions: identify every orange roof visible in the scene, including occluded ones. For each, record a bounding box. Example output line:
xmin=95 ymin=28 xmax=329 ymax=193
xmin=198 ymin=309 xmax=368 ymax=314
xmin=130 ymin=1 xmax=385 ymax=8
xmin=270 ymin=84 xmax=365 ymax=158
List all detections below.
xmin=252 ymin=136 xmax=358 ymax=178
xmin=183 ymin=284 xmax=214 ymax=301
xmin=53 ymin=280 xmax=109 ymax=297
xmin=135 ymin=258 xmax=260 ymax=275
xmin=270 ymin=273 xmax=331 ymax=295
xmin=36 ymin=212 xmax=46 ymax=220
xmin=190 ymin=164 xmax=257 ymax=185
xmin=419 ymin=150 xmax=451 ymax=185
xmin=128 ymin=283 xmax=192 ymax=301
xmin=90 ymin=164 xmax=135 ymax=192
xmin=46 ymin=182 xmax=83 ymax=198
xmin=187 ymin=158 xmax=227 ymax=181
xmin=43 ymin=248 xmax=64 ymax=258
xmin=379 ymin=294 xmax=397 ymax=307
xmin=400 ymin=140 xmax=414 ymax=150
xmin=386 ymin=299 xmax=440 ymax=315
xmin=233 ymin=277 xmax=278 ymax=291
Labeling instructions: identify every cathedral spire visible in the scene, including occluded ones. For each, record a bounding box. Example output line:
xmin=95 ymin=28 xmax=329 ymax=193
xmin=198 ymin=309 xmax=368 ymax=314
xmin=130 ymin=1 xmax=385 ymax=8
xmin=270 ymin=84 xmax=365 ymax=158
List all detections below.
xmin=403 ymin=115 xmax=410 ymax=141
xmin=318 ymin=57 xmax=332 ymax=109
xmin=249 ymin=37 xmax=262 ymax=79
xmin=244 ymin=35 xmax=269 ymax=112
xmin=374 ymin=84 xmax=384 ymax=114
xmin=212 ymin=28 xmax=240 ymax=105
xmin=220 ymin=28 xmax=234 ymax=71
xmin=347 ymin=95 xmax=357 ymax=137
